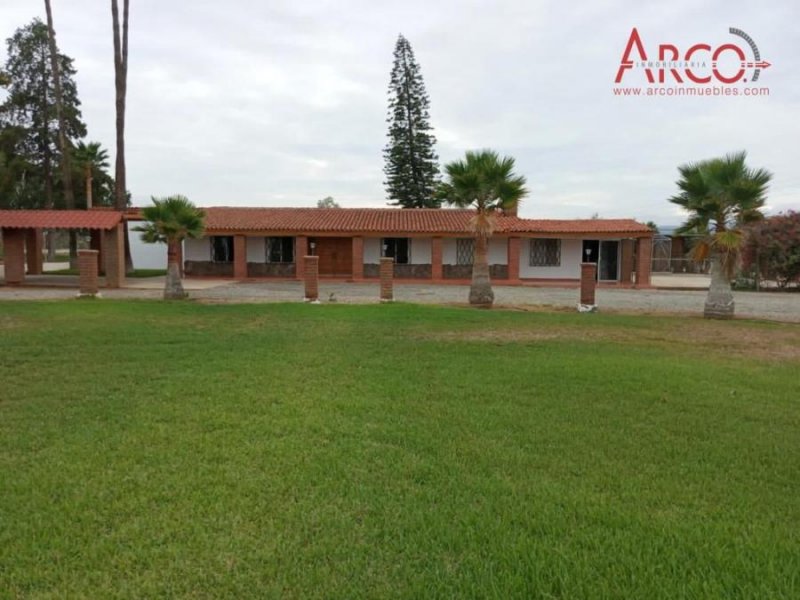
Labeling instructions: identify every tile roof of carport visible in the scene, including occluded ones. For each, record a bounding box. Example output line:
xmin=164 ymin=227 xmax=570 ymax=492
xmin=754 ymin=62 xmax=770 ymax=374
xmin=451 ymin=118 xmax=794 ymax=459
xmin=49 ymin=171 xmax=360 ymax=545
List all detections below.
xmin=0 ymin=210 xmax=123 ymax=230
xmin=198 ymin=207 xmax=653 ymax=236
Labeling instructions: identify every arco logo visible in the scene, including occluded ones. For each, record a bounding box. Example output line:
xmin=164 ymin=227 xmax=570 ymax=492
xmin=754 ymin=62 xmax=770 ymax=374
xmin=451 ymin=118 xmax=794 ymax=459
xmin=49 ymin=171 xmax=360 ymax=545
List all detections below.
xmin=614 ymin=27 xmax=771 ymax=85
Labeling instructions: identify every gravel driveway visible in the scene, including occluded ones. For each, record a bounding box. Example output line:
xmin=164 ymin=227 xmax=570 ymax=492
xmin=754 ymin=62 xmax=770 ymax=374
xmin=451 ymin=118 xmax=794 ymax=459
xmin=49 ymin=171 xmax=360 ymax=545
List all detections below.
xmin=2 ymin=279 xmax=798 ymax=323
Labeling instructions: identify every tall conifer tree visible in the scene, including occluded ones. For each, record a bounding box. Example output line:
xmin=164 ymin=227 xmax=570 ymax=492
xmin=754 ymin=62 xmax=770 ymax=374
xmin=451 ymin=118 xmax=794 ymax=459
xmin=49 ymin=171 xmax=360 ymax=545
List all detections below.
xmin=383 ymin=34 xmax=440 ymax=208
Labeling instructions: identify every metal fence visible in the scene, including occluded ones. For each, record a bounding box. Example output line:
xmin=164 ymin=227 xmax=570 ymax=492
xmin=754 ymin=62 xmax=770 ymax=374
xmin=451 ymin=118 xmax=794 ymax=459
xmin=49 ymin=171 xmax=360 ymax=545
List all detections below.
xmin=651 ymin=235 xmax=709 ymax=274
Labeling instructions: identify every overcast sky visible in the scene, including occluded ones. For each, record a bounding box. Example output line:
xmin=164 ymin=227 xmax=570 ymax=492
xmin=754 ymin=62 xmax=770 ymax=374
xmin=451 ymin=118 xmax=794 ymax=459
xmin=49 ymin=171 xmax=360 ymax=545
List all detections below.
xmin=1 ymin=0 xmax=797 ymax=224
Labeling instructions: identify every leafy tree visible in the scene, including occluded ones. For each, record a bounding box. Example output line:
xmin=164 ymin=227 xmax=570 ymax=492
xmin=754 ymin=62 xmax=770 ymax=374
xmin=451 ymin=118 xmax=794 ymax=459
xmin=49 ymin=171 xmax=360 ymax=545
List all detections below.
xmin=73 ymin=141 xmax=111 ymax=208
xmin=742 ymin=211 xmax=800 ymax=289
xmin=669 ymin=151 xmax=772 ymax=318
xmin=645 ymin=221 xmax=659 ymax=233
xmin=383 ymin=34 xmax=439 ymax=208
xmin=0 ymin=18 xmax=86 ymax=212
xmin=317 ymin=196 xmax=340 ymax=208
xmin=134 ymin=195 xmax=205 ymax=300
xmin=438 ymin=150 xmax=528 ymax=307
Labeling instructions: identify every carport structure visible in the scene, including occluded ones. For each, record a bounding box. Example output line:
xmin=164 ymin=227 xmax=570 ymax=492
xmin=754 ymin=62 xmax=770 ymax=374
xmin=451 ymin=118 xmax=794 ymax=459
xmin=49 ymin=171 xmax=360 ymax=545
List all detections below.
xmin=0 ymin=210 xmax=126 ymax=288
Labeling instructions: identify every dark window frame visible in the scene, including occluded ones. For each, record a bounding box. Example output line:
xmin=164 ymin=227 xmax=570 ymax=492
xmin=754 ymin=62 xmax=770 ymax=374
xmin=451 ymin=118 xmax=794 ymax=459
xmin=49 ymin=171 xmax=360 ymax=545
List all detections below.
xmin=456 ymin=238 xmax=475 ymax=266
xmin=210 ymin=236 xmax=234 ymax=263
xmin=381 ymin=238 xmax=410 ymax=265
xmin=265 ymin=237 xmax=295 ymax=264
xmin=529 ymin=238 xmax=561 ymax=267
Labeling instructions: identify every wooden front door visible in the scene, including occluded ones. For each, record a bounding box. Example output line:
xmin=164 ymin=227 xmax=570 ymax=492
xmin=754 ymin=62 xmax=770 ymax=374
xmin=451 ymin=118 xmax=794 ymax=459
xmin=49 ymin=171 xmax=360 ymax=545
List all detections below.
xmin=314 ymin=237 xmax=352 ymax=276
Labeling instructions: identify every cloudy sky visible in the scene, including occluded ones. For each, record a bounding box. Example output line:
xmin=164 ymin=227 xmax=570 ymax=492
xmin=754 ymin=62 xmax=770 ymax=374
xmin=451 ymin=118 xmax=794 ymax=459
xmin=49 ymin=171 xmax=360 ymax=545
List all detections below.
xmin=1 ymin=0 xmax=797 ymax=225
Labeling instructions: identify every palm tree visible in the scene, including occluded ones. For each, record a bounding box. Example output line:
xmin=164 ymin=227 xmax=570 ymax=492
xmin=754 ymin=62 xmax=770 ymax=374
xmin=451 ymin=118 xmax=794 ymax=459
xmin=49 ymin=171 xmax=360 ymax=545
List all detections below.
xmin=438 ymin=150 xmax=528 ymax=307
xmin=669 ymin=151 xmax=772 ymax=319
xmin=134 ymin=195 xmax=205 ymax=300
xmin=73 ymin=141 xmax=109 ymax=208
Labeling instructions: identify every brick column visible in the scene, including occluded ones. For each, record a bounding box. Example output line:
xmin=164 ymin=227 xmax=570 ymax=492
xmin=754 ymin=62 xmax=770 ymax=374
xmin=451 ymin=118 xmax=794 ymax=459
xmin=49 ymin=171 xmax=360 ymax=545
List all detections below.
xmin=635 ymin=236 xmax=653 ymax=288
xmin=90 ymin=230 xmax=106 ymax=275
xmin=234 ymin=235 xmax=247 ymax=279
xmin=2 ymin=228 xmax=26 ymax=285
xmin=380 ymin=257 xmax=394 ymax=302
xmin=304 ymin=255 xmax=319 ymax=302
xmin=25 ymin=229 xmax=44 ymax=275
xmin=78 ymin=249 xmax=100 ymax=297
xmin=431 ymin=237 xmax=443 ymax=281
xmin=620 ymin=239 xmax=634 ymax=284
xmin=352 ymin=236 xmax=364 ymax=281
xmin=295 ymin=236 xmax=308 ymax=280
xmin=580 ymin=263 xmax=597 ymax=308
xmin=507 ymin=237 xmax=521 ymax=282
xmin=104 ymin=223 xmax=126 ymax=288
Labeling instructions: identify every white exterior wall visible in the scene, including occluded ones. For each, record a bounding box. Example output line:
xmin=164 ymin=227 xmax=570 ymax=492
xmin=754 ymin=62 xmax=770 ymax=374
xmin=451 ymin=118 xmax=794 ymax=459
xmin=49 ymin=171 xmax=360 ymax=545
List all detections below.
xmin=364 ymin=237 xmax=381 ymax=263
xmin=442 ymin=238 xmax=458 ymax=265
xmin=184 ymin=237 xmax=210 ymax=261
xmin=489 ymin=238 xmax=508 ymax=265
xmin=246 ymin=236 xmax=265 ymax=262
xmin=410 ymin=238 xmax=431 ymax=264
xmin=519 ymin=238 xmax=583 ymax=279
xmin=127 ymin=222 xmax=167 ymax=269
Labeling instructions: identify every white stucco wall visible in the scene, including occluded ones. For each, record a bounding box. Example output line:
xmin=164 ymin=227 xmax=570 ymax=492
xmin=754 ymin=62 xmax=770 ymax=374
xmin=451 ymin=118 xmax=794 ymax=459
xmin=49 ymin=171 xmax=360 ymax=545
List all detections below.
xmin=127 ymin=222 xmax=168 ymax=269
xmin=184 ymin=237 xmax=210 ymax=261
xmin=442 ymin=238 xmax=457 ymax=265
xmin=247 ymin=236 xmax=265 ymax=262
xmin=364 ymin=237 xmax=381 ymax=263
xmin=519 ymin=238 xmax=583 ymax=279
xmin=410 ymin=238 xmax=431 ymax=264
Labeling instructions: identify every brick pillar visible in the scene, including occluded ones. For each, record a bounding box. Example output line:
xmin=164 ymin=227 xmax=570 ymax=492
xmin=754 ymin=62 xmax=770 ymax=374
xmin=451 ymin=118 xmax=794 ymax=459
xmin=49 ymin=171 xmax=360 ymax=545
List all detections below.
xmin=304 ymin=255 xmax=319 ymax=302
xmin=507 ymin=237 xmax=521 ymax=282
xmin=25 ymin=229 xmax=44 ymax=275
xmin=635 ymin=236 xmax=653 ymax=288
xmin=2 ymin=228 xmax=26 ymax=285
xmin=380 ymin=257 xmax=394 ymax=302
xmin=431 ymin=237 xmax=443 ymax=281
xmin=90 ymin=229 xmax=106 ymax=275
xmin=620 ymin=239 xmax=634 ymax=284
xmin=78 ymin=249 xmax=99 ymax=297
xmin=234 ymin=235 xmax=247 ymax=279
xmin=580 ymin=263 xmax=597 ymax=307
xmin=352 ymin=236 xmax=364 ymax=281
xmin=104 ymin=223 xmax=126 ymax=288
xmin=295 ymin=236 xmax=308 ymax=280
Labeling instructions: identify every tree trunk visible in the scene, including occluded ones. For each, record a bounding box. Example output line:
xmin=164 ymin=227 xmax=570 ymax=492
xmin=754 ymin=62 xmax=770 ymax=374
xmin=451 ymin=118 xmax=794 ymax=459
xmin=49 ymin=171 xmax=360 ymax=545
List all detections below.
xmin=112 ymin=0 xmax=133 ymax=273
xmin=704 ymin=255 xmax=735 ymax=319
xmin=163 ymin=240 xmax=187 ymax=300
xmin=85 ymin=164 xmax=93 ymax=209
xmin=469 ymin=235 xmax=494 ymax=307
xmin=44 ymin=0 xmax=77 ymax=269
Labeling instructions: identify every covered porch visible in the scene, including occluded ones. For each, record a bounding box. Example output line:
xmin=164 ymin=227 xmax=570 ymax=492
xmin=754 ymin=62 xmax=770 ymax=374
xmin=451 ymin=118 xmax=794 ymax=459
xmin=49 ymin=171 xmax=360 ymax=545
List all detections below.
xmin=0 ymin=210 xmax=127 ymax=288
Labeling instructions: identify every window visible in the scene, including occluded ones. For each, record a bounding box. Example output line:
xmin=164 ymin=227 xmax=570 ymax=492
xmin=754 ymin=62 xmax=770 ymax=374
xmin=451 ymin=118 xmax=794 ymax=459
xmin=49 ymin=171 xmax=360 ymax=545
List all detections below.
xmin=381 ymin=238 xmax=410 ymax=264
xmin=266 ymin=237 xmax=294 ymax=263
xmin=456 ymin=238 xmax=474 ymax=266
xmin=530 ymin=238 xmax=561 ymax=267
xmin=211 ymin=236 xmax=234 ymax=263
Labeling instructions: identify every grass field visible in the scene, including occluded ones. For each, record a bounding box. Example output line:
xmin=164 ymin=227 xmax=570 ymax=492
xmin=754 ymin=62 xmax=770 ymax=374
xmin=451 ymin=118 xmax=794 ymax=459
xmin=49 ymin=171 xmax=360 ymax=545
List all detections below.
xmin=1 ymin=301 xmax=798 ymax=598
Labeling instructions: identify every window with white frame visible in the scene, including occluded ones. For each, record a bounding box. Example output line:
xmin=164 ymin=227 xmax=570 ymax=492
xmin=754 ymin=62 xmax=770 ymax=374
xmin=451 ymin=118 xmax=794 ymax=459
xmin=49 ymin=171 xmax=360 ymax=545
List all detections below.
xmin=529 ymin=238 xmax=561 ymax=267
xmin=456 ymin=238 xmax=474 ymax=265
xmin=381 ymin=238 xmax=410 ymax=264
xmin=265 ymin=237 xmax=294 ymax=263
xmin=210 ymin=236 xmax=234 ymax=263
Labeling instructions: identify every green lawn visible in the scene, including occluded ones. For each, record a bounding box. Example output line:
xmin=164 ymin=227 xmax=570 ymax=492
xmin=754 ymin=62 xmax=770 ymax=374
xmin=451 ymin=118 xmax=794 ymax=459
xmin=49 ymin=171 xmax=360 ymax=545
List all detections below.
xmin=1 ymin=301 xmax=798 ymax=598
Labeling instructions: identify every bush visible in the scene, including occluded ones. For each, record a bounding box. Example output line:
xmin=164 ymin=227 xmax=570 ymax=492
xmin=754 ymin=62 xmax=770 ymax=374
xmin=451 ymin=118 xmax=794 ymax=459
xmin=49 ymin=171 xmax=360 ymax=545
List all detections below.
xmin=742 ymin=212 xmax=800 ymax=289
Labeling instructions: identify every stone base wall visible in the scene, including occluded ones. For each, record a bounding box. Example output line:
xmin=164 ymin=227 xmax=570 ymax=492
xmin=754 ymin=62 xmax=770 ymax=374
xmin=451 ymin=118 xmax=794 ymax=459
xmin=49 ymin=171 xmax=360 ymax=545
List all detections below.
xmin=443 ymin=264 xmax=508 ymax=279
xmin=185 ymin=261 xmax=233 ymax=277
xmin=247 ymin=262 xmax=296 ymax=277
xmin=364 ymin=263 xmax=432 ymax=279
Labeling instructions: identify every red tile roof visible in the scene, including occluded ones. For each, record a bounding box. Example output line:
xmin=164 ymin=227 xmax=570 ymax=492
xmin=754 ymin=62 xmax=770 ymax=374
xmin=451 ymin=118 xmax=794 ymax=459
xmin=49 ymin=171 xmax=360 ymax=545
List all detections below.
xmin=0 ymin=210 xmax=123 ymax=230
xmin=195 ymin=207 xmax=652 ymax=236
